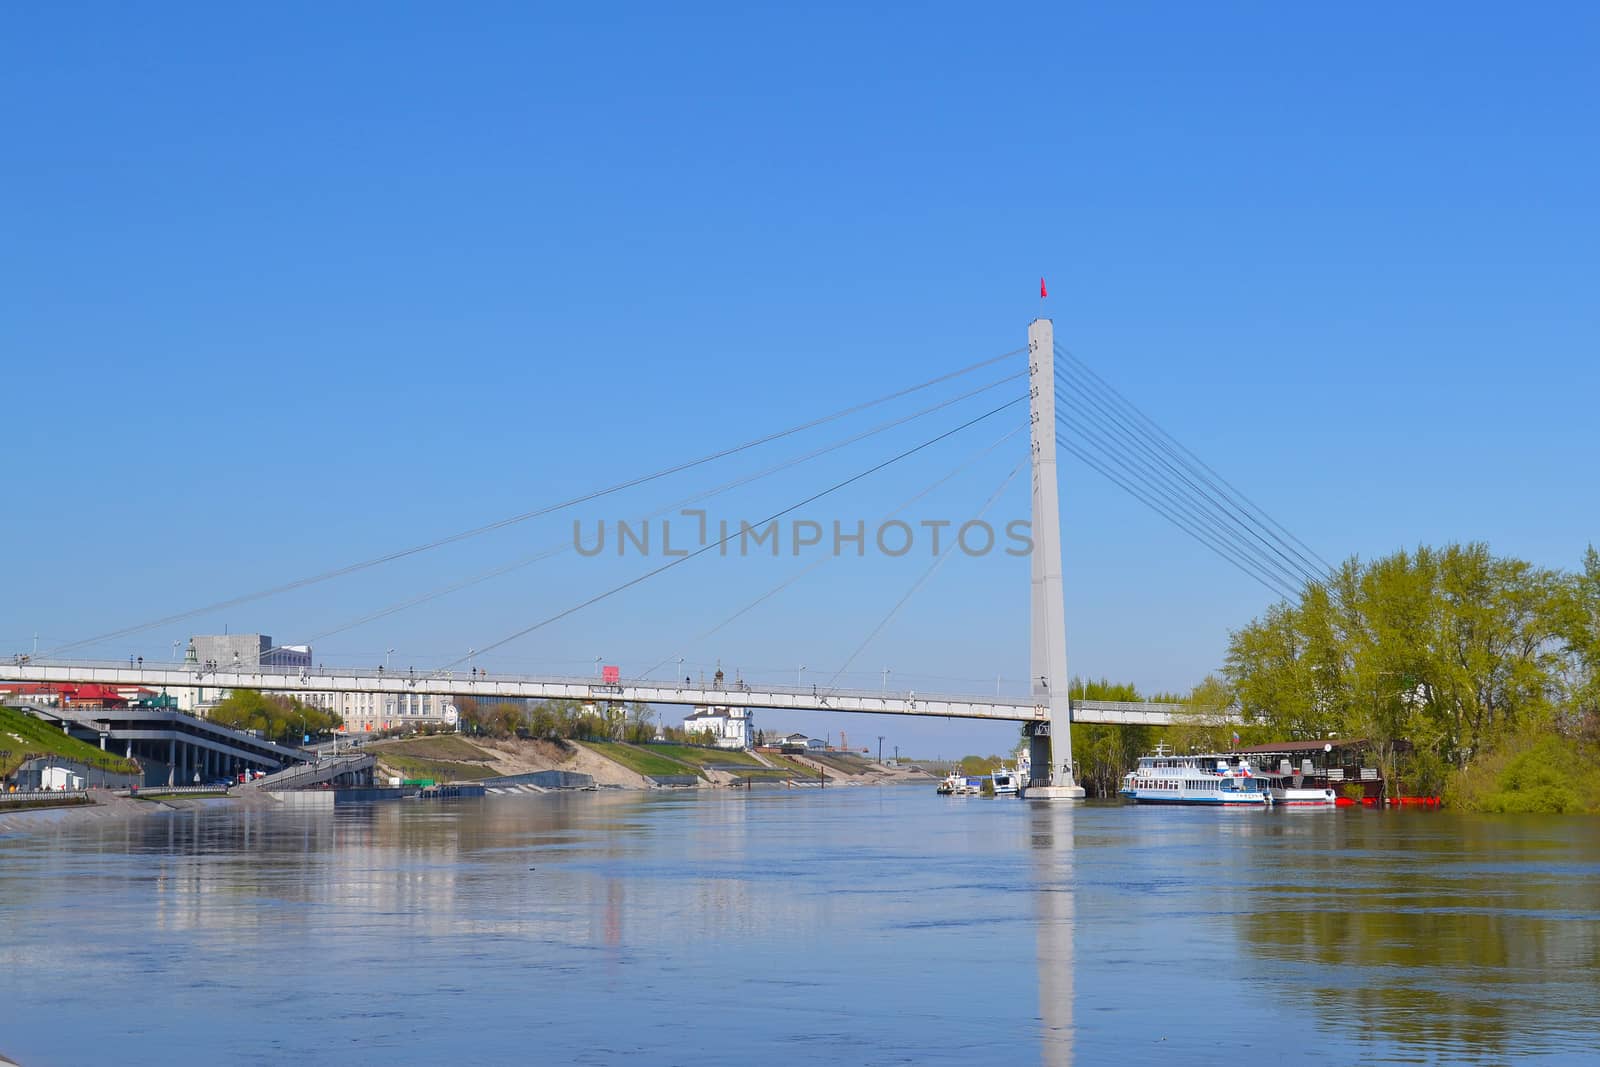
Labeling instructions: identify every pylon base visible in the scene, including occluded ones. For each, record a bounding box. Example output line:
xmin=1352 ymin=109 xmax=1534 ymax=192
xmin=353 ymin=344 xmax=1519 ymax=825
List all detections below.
xmin=1022 ymin=783 xmax=1087 ymax=801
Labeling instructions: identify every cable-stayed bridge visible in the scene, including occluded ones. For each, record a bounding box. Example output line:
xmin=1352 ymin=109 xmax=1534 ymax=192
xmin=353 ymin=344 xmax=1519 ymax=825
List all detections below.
xmin=4 ymin=317 xmax=1319 ymax=797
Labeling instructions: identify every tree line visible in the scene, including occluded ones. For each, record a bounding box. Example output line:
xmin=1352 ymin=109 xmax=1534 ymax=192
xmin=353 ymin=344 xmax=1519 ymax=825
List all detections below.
xmin=457 ymin=696 xmax=659 ymax=744
xmin=1224 ymin=542 xmax=1600 ymax=810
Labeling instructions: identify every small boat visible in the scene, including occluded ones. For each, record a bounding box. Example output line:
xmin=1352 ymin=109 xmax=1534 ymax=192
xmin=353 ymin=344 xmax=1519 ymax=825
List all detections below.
xmin=990 ymin=766 xmax=1020 ymax=797
xmin=936 ymin=772 xmax=983 ymax=796
xmin=1118 ymin=744 xmax=1271 ymax=807
xmin=1266 ymin=781 xmax=1338 ymax=808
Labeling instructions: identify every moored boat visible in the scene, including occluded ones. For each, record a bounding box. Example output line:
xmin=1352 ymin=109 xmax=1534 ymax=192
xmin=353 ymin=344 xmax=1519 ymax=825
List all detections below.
xmin=1119 ymin=744 xmax=1271 ymax=807
xmin=1267 ymin=782 xmax=1338 ymax=808
xmin=936 ymin=772 xmax=983 ymax=796
xmin=1233 ymin=739 xmax=1391 ymax=806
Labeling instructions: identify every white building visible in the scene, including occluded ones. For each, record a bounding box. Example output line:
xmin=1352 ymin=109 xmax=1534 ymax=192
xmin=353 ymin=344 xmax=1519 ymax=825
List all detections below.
xmin=774 ymin=732 xmax=826 ymax=752
xmin=301 ymin=690 xmax=458 ymax=735
xmin=681 ymin=705 xmax=752 ymax=750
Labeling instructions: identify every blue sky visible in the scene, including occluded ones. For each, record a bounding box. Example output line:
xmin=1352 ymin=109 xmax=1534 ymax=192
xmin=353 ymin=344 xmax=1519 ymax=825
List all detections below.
xmin=4 ymin=3 xmax=1597 ymax=757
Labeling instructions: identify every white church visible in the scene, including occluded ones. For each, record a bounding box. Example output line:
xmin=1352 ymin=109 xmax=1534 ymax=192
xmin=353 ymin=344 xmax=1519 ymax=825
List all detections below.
xmin=680 ymin=705 xmax=752 ymax=750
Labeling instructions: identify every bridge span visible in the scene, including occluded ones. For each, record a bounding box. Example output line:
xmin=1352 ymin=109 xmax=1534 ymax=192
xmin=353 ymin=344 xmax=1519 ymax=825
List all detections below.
xmin=0 ymin=659 xmax=1217 ymax=727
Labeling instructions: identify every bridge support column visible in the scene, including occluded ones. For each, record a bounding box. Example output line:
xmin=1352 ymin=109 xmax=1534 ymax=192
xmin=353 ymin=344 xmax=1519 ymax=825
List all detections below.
xmin=1023 ymin=317 xmax=1085 ymax=800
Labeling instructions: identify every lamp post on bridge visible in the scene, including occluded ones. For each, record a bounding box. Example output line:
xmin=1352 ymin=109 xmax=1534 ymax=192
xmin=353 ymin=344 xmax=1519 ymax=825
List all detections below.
xmin=881 ymin=667 xmax=890 ymax=693
xmin=385 ymin=648 xmax=395 ymax=671
xmin=797 ymin=664 xmax=806 ymax=689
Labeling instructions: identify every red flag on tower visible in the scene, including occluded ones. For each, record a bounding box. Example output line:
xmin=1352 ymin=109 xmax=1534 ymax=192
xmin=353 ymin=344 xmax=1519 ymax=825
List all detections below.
xmin=1040 ymin=277 xmax=1048 ymax=299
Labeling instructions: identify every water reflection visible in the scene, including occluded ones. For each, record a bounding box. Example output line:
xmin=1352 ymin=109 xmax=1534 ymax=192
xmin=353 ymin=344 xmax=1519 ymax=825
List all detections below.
xmin=1234 ymin=813 xmax=1600 ymax=1063
xmin=2 ymin=793 xmax=1598 ymax=1065
xmin=1029 ymin=802 xmax=1075 ymax=1066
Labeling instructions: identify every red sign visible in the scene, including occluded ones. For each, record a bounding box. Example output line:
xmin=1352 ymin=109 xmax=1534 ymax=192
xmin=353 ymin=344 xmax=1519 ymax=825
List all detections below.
xmin=602 ymin=665 xmax=620 ymax=685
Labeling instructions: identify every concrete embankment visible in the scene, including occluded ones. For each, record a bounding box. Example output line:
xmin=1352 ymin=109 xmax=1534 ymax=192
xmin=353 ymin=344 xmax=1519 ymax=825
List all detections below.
xmin=0 ymin=789 xmax=280 ymax=834
xmin=0 ymin=791 xmax=152 ymax=834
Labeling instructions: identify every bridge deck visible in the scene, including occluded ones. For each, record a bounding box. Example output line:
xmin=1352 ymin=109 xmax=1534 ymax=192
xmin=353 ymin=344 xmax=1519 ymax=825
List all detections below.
xmin=1 ymin=660 xmax=1227 ymax=727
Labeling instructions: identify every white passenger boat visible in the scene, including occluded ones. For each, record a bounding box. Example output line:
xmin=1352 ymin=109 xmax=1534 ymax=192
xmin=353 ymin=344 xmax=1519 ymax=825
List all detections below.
xmin=1118 ymin=744 xmax=1271 ymax=807
xmin=990 ymin=766 xmax=1020 ymax=797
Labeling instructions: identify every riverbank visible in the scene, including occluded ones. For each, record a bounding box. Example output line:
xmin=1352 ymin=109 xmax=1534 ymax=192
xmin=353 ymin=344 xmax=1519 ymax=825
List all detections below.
xmin=0 ymin=741 xmax=928 ymax=835
xmin=364 ymin=734 xmax=930 ymax=789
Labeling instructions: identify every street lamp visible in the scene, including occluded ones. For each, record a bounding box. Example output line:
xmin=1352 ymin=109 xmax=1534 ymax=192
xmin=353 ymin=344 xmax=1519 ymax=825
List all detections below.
xmin=882 ymin=667 xmax=891 ymax=693
xmin=467 ymin=649 xmax=476 ymax=676
xmin=877 ymin=735 xmax=885 ymax=763
xmin=386 ymin=648 xmax=396 ymax=670
xmin=595 ymin=656 xmax=603 ymax=676
xmin=797 ymin=664 xmax=807 ymax=688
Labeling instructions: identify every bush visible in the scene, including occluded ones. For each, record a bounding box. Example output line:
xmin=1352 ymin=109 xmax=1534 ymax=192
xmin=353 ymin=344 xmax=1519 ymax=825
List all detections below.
xmin=1448 ymin=732 xmax=1600 ymax=813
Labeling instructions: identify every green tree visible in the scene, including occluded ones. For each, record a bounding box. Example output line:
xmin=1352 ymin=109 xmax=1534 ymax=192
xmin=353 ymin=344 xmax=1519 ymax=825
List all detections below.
xmin=958 ymin=754 xmax=1003 ymax=776
xmin=1063 ymin=678 xmax=1158 ymax=796
xmin=1555 ymin=545 xmax=1600 ymax=741
xmin=1163 ymin=674 xmax=1236 ymax=755
xmin=207 ymin=689 xmax=341 ymax=743
xmin=1224 ymin=542 xmax=1574 ymax=778
xmin=622 ymin=701 xmax=655 ymax=744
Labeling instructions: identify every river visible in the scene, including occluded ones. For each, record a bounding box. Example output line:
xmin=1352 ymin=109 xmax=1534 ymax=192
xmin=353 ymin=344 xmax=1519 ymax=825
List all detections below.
xmin=0 ymin=789 xmax=1596 ymax=1065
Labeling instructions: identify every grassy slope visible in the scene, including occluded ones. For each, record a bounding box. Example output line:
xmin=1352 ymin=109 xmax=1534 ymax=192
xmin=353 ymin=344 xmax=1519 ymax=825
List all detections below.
xmin=645 ymin=744 xmax=764 ymax=768
xmin=366 ymin=736 xmax=502 ymax=783
xmin=761 ymin=755 xmax=823 ymax=778
xmin=803 ymin=752 xmax=876 ymax=775
xmin=371 ymin=736 xmax=495 ymax=762
xmin=580 ymin=741 xmax=704 ymax=779
xmin=377 ymin=753 xmax=498 ymax=782
xmin=0 ymin=706 xmax=142 ymax=778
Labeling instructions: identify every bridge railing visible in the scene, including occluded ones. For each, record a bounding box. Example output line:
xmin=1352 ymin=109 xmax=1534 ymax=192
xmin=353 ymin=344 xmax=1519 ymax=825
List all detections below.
xmin=6 ymin=656 xmax=1043 ymax=708
xmin=4 ymin=657 xmax=1227 ymax=720
xmin=1 ymin=789 xmax=92 ymax=805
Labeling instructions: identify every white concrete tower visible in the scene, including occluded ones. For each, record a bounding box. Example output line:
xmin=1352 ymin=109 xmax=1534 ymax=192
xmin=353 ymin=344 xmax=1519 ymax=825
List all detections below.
xmin=1024 ymin=317 xmax=1086 ymax=799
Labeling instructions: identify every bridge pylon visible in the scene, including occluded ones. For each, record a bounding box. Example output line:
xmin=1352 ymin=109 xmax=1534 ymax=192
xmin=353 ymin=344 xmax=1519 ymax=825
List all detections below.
xmin=1023 ymin=317 xmax=1086 ymax=800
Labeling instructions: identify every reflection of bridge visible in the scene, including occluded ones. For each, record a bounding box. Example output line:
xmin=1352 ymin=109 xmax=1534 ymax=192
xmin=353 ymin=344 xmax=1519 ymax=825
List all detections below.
xmin=0 ymin=659 xmax=1203 ymax=726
